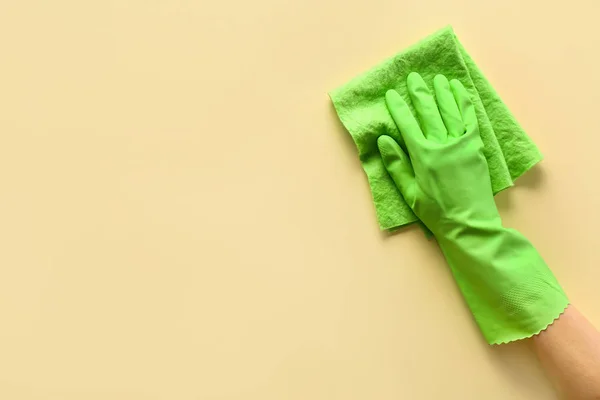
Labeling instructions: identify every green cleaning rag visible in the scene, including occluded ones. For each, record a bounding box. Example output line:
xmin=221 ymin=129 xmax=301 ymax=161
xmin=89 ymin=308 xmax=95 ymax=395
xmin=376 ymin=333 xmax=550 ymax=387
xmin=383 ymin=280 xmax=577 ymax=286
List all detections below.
xmin=329 ymin=26 xmax=542 ymax=231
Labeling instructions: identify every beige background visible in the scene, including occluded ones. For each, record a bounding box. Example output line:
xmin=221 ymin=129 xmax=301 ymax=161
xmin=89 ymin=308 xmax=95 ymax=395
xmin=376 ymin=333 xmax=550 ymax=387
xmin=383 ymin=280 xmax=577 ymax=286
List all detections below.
xmin=0 ymin=0 xmax=598 ymax=399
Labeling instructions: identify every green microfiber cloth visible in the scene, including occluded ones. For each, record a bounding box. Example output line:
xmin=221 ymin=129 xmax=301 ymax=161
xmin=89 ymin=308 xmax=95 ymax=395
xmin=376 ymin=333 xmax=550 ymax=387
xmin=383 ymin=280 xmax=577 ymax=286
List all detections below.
xmin=329 ymin=26 xmax=542 ymax=230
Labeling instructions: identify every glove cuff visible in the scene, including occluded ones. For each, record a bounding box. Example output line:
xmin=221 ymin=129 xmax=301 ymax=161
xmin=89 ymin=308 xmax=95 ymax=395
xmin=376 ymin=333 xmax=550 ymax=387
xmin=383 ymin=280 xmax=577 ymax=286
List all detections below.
xmin=438 ymin=226 xmax=569 ymax=344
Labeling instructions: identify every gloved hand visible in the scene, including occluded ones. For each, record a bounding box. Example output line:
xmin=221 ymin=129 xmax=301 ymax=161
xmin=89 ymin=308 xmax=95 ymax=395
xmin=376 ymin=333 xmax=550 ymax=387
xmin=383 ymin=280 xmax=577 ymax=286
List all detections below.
xmin=378 ymin=72 xmax=568 ymax=344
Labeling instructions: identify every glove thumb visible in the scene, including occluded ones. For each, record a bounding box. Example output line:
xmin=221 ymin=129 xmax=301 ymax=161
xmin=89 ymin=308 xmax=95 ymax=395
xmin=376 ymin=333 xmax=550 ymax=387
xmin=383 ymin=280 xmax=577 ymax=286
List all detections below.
xmin=377 ymin=135 xmax=416 ymax=206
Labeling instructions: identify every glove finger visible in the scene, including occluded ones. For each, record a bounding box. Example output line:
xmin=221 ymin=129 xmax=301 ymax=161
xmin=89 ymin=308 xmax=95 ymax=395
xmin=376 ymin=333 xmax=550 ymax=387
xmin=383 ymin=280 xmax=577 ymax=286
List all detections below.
xmin=407 ymin=72 xmax=447 ymax=143
xmin=434 ymin=74 xmax=465 ymax=138
xmin=377 ymin=135 xmax=417 ymax=206
xmin=449 ymin=79 xmax=478 ymax=135
xmin=385 ymin=89 xmax=424 ymax=155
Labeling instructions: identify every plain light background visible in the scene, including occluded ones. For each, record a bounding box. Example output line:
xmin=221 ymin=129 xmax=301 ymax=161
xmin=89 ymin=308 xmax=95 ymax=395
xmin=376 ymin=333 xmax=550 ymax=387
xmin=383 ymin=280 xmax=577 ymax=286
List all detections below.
xmin=0 ymin=0 xmax=598 ymax=399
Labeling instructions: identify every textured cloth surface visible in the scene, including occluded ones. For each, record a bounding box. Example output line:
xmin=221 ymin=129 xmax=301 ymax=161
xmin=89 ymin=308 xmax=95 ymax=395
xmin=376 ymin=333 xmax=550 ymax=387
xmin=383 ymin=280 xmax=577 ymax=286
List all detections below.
xmin=329 ymin=26 xmax=542 ymax=230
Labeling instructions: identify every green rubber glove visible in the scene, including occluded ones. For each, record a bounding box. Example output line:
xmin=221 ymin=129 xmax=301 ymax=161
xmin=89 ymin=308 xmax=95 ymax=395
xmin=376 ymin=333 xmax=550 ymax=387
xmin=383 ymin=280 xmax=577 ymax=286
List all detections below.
xmin=378 ymin=72 xmax=568 ymax=344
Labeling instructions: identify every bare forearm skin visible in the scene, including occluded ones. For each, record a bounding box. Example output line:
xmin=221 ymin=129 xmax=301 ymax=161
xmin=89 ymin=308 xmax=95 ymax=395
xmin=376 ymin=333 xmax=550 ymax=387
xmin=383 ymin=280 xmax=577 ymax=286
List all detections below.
xmin=531 ymin=305 xmax=600 ymax=399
